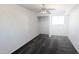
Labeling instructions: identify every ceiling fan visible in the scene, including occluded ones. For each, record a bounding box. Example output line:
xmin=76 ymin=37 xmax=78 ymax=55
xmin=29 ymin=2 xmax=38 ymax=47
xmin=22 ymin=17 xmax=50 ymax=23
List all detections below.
xmin=40 ymin=4 xmax=56 ymax=14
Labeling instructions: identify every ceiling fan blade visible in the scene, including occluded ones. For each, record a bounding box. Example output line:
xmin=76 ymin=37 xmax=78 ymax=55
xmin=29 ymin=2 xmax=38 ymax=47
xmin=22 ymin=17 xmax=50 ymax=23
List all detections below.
xmin=47 ymin=8 xmax=56 ymax=10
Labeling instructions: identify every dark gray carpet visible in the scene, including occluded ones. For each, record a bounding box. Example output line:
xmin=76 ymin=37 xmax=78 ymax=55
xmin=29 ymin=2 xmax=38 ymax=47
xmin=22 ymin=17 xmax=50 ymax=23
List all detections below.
xmin=12 ymin=34 xmax=78 ymax=54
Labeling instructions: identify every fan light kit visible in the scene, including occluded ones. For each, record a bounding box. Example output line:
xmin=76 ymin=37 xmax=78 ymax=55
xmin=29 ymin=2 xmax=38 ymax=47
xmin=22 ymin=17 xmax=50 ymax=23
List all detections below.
xmin=40 ymin=4 xmax=56 ymax=14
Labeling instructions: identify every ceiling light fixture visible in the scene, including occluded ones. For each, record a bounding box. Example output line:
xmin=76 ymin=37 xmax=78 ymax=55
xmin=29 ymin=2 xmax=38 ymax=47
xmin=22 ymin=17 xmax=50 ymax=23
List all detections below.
xmin=40 ymin=4 xmax=56 ymax=14
xmin=40 ymin=4 xmax=49 ymax=14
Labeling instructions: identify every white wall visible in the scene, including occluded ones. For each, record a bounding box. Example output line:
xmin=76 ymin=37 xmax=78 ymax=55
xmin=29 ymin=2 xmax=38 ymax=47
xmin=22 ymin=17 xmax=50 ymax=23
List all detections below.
xmin=38 ymin=16 xmax=49 ymax=34
xmin=69 ymin=8 xmax=79 ymax=53
xmin=0 ymin=5 xmax=39 ymax=54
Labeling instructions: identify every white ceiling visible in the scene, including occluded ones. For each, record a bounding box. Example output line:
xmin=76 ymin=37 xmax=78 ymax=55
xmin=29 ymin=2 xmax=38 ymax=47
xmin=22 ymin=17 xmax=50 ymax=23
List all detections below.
xmin=19 ymin=4 xmax=78 ymax=15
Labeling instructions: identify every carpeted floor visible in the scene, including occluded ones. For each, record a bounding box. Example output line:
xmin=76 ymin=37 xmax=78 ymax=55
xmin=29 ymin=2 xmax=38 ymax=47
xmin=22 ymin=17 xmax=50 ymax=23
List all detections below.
xmin=12 ymin=34 xmax=78 ymax=54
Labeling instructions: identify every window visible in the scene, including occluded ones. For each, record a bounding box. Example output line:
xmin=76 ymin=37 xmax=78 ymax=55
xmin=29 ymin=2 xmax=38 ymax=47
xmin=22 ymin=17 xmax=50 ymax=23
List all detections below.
xmin=52 ymin=16 xmax=64 ymax=24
